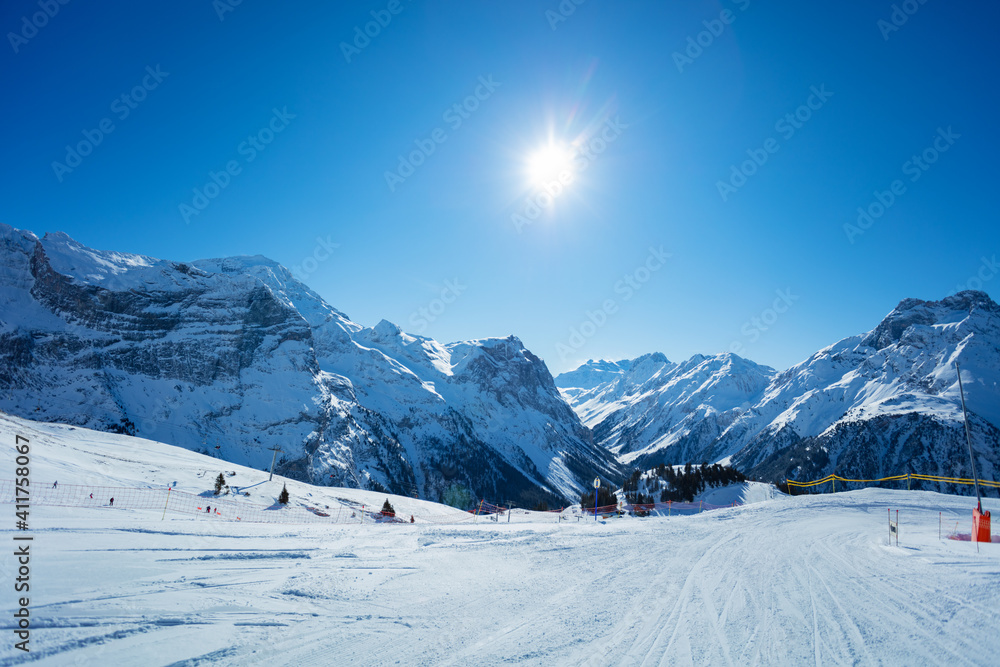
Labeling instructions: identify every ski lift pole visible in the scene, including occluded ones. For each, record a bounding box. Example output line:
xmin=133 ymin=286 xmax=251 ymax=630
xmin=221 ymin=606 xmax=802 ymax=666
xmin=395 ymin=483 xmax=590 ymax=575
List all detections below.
xmin=956 ymin=362 xmax=983 ymax=511
xmin=267 ymin=445 xmax=282 ymax=482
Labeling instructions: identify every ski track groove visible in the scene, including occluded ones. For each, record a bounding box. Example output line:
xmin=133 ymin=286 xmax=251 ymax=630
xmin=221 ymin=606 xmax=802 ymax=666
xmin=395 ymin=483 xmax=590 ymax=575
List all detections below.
xmin=813 ymin=536 xmax=988 ymax=666
xmin=651 ymin=534 xmax=735 ymax=665
xmin=7 ymin=476 xmax=999 ymax=666
xmin=806 ymin=564 xmax=821 ymax=666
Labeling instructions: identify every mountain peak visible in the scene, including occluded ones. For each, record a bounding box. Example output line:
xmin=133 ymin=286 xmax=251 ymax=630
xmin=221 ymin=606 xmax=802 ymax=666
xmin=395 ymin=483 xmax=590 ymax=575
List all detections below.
xmin=633 ymin=351 xmax=670 ymax=366
xmin=865 ymin=290 xmax=999 ymax=350
xmin=372 ymin=318 xmax=403 ymax=338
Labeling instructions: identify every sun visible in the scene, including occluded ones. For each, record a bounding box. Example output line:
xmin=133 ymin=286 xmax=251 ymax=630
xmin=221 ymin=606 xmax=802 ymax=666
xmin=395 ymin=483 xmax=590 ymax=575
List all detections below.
xmin=526 ymin=142 xmax=577 ymax=186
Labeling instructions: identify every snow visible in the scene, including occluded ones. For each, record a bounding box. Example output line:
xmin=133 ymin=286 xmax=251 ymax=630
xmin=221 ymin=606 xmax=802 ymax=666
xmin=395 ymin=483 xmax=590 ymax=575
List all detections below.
xmin=3 ymin=413 xmax=999 ymax=665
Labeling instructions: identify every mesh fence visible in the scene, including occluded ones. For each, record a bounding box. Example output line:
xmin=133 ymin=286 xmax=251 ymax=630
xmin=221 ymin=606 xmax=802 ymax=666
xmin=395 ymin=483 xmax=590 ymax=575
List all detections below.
xmin=1 ymin=481 xmax=743 ymax=526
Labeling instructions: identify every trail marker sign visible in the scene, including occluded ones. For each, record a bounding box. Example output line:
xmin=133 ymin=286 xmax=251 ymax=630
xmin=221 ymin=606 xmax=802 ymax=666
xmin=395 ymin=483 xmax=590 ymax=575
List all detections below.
xmin=593 ymin=478 xmax=600 ymax=522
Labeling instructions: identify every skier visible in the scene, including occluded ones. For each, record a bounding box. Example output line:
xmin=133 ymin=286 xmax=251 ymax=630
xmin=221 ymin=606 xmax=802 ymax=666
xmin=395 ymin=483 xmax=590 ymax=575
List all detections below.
xmin=52 ymin=481 xmax=57 ymax=488
xmin=206 ymin=505 xmax=211 ymax=513
xmin=89 ymin=493 xmax=93 ymax=499
xmin=110 ymin=497 xmax=114 ymax=506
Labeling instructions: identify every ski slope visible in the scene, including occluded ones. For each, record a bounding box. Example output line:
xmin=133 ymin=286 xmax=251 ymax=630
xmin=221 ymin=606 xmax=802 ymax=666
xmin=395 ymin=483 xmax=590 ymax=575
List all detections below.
xmin=2 ymin=414 xmax=999 ymax=665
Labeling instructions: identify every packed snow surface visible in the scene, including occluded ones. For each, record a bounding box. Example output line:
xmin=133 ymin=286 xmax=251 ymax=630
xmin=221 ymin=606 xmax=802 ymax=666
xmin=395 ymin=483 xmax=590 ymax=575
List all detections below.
xmin=2 ymin=414 xmax=999 ymax=666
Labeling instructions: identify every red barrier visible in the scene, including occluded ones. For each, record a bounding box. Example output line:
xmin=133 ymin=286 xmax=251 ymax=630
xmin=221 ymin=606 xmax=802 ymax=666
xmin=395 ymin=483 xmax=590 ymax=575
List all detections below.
xmin=973 ymin=507 xmax=991 ymax=543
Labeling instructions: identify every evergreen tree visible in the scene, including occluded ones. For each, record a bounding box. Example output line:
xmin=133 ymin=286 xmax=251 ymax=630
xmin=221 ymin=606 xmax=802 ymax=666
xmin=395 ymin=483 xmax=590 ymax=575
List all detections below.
xmin=442 ymin=484 xmax=473 ymax=510
xmin=381 ymin=499 xmax=395 ymax=516
xmin=580 ymin=486 xmax=617 ymax=510
xmin=278 ymin=484 xmax=289 ymax=505
xmin=213 ymin=473 xmax=226 ymax=496
xmin=658 ymin=462 xmax=747 ymax=502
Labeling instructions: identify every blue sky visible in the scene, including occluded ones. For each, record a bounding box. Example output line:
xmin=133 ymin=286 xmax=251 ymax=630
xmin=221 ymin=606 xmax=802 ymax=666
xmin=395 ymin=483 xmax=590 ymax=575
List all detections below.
xmin=3 ymin=0 xmax=998 ymax=374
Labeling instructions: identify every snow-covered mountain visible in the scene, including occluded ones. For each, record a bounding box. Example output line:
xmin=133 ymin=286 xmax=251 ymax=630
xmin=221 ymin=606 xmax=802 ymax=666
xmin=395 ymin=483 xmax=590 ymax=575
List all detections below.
xmin=557 ymin=292 xmax=1000 ymax=489
xmin=557 ymin=352 xmax=776 ymax=468
xmin=0 ymin=224 xmax=622 ymax=504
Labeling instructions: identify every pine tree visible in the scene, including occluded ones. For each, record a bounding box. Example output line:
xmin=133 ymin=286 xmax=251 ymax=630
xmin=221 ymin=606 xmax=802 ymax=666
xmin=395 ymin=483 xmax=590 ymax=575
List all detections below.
xmin=214 ymin=473 xmax=226 ymax=496
xmin=381 ymin=499 xmax=395 ymax=516
xmin=580 ymin=486 xmax=617 ymax=510
xmin=278 ymin=484 xmax=289 ymax=505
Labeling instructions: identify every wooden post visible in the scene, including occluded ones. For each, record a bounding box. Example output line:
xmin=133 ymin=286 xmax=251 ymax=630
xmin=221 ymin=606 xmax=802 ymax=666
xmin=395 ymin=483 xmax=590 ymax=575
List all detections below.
xmin=907 ymin=473 xmax=910 ymax=491
xmin=161 ymin=487 xmax=171 ymax=520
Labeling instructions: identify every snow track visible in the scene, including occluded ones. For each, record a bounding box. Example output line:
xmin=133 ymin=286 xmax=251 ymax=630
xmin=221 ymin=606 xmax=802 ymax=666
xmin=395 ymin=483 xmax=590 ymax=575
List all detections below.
xmin=3 ymin=414 xmax=999 ymax=665
xmin=6 ymin=489 xmax=999 ymax=666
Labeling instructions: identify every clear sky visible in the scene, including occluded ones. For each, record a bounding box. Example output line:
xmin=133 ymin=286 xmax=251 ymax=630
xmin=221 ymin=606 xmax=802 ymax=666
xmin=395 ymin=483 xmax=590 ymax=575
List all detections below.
xmin=3 ymin=1 xmax=998 ymax=375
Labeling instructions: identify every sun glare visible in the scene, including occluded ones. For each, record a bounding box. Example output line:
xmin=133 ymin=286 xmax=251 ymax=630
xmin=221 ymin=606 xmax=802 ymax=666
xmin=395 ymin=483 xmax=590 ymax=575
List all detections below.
xmin=527 ymin=143 xmax=576 ymax=185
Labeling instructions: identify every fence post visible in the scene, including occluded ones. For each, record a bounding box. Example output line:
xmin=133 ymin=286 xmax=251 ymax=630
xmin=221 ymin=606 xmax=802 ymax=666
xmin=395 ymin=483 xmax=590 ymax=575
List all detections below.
xmin=907 ymin=473 xmax=910 ymax=491
xmin=161 ymin=487 xmax=171 ymax=520
xmin=831 ymin=476 xmax=835 ymax=494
